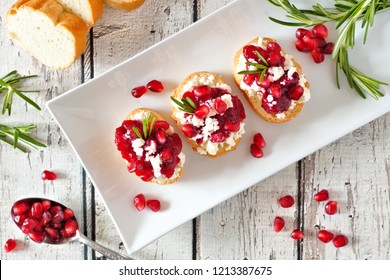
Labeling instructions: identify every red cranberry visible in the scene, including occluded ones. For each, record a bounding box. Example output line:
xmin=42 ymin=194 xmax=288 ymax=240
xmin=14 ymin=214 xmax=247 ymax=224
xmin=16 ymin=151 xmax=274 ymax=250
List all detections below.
xmin=333 ymin=235 xmax=348 ymax=248
xmin=273 ymin=216 xmax=285 ymax=232
xmin=321 ymin=42 xmax=334 ymax=55
xmin=147 ymin=200 xmax=161 ymax=212
xmin=291 ymin=229 xmax=304 ymax=240
xmin=214 ymin=97 xmax=227 ymax=114
xmin=314 ymin=189 xmax=329 ymax=202
xmin=134 ymin=194 xmax=146 ymax=211
xmin=296 ymin=28 xmax=312 ymax=39
xmin=41 ymin=170 xmax=57 ymax=180
xmin=312 ymin=24 xmax=328 ymax=38
xmin=295 ymin=39 xmax=311 ymax=53
xmin=194 ymin=105 xmax=209 ymax=119
xmin=250 ymin=143 xmax=263 ymax=158
xmin=288 ymin=85 xmax=304 ymax=100
xmin=131 ymin=85 xmax=147 ymax=98
xmin=253 ymin=133 xmax=266 ymax=148
xmin=181 ymin=124 xmax=197 ymax=138
xmin=4 ymin=239 xmax=17 ymax=253
xmin=279 ymin=195 xmax=295 ymax=208
xmin=317 ymin=230 xmax=334 ymax=243
xmin=147 ymin=80 xmax=164 ymax=93
xmin=311 ymin=49 xmax=325 ymax=63
xmin=325 ymin=201 xmax=338 ymax=215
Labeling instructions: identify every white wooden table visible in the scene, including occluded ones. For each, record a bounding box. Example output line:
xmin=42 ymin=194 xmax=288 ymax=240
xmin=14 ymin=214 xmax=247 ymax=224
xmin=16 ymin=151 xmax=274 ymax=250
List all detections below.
xmin=1 ymin=0 xmax=389 ymax=260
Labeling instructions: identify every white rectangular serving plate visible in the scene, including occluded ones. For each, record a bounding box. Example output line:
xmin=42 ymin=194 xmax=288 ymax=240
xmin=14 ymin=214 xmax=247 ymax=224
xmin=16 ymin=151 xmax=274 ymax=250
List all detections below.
xmin=47 ymin=0 xmax=390 ymax=254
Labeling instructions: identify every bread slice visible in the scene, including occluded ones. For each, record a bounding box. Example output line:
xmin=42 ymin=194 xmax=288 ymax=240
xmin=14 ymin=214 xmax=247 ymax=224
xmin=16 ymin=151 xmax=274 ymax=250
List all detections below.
xmin=171 ymin=72 xmax=246 ymax=158
xmin=55 ymin=0 xmax=103 ymax=28
xmin=233 ymin=37 xmax=310 ymax=123
xmin=118 ymin=108 xmax=185 ymax=185
xmin=7 ymin=0 xmax=88 ymax=70
xmin=104 ymin=0 xmax=144 ymax=12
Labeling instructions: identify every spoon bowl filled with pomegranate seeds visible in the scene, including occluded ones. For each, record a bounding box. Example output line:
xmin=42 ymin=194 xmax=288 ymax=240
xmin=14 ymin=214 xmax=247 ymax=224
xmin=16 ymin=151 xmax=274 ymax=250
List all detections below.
xmin=11 ymin=198 xmax=132 ymax=259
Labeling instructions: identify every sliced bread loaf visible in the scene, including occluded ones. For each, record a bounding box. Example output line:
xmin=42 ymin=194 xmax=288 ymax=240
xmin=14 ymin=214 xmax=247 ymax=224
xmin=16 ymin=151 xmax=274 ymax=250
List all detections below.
xmin=7 ymin=0 xmax=89 ymax=69
xmin=56 ymin=0 xmax=103 ymax=28
xmin=104 ymin=0 xmax=144 ymax=12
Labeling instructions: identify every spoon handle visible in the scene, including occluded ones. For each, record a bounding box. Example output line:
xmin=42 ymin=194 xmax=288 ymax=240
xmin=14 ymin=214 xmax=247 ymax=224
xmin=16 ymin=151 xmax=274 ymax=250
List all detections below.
xmin=77 ymin=232 xmax=133 ymax=260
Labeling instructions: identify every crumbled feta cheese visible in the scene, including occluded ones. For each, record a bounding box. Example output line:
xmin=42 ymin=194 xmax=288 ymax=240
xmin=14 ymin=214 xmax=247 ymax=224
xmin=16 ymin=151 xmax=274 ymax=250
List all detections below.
xmin=201 ymin=117 xmax=219 ymax=141
xmin=267 ymin=66 xmax=285 ymax=82
xmin=149 ymin=155 xmax=162 ymax=177
xmin=131 ymin=138 xmax=145 ymax=157
xmin=221 ymin=94 xmax=233 ymax=109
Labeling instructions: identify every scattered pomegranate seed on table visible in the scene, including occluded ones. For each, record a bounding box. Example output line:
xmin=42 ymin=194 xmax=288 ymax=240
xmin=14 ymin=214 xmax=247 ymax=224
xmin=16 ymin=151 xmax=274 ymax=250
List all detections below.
xmin=325 ymin=201 xmax=338 ymax=215
xmin=250 ymin=143 xmax=263 ymax=158
xmin=41 ymin=170 xmax=57 ymax=180
xmin=290 ymin=229 xmax=304 ymax=240
xmin=146 ymin=200 xmax=161 ymax=212
xmin=278 ymin=195 xmax=295 ymax=208
xmin=133 ymin=194 xmax=146 ymax=211
xmin=131 ymin=85 xmax=148 ymax=98
xmin=332 ymin=234 xmax=349 ymax=248
xmin=147 ymin=79 xmax=164 ymax=93
xmin=4 ymin=239 xmax=17 ymax=253
xmin=250 ymin=132 xmax=266 ymax=158
xmin=253 ymin=133 xmax=266 ymax=149
xmin=317 ymin=230 xmax=334 ymax=243
xmin=273 ymin=216 xmax=285 ymax=233
xmin=312 ymin=24 xmax=328 ymax=38
xmin=314 ymin=189 xmax=329 ymax=202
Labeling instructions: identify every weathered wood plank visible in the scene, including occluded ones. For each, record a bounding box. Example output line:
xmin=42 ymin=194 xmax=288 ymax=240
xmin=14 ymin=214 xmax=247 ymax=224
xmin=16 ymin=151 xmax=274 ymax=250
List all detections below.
xmin=0 ymin=0 xmax=85 ymax=259
xmin=91 ymin=0 xmax=195 ymax=260
xmin=302 ymin=115 xmax=390 ymax=259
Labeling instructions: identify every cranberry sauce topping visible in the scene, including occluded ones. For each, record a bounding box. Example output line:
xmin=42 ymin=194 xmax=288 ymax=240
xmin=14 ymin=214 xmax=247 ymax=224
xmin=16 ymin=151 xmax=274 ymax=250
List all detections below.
xmin=180 ymin=85 xmax=246 ymax=145
xmin=115 ymin=118 xmax=183 ymax=182
xmin=242 ymin=41 xmax=305 ymax=115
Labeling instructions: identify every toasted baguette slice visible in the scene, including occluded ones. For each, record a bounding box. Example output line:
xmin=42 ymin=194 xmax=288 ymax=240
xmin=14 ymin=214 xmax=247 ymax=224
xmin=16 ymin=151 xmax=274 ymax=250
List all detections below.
xmin=119 ymin=108 xmax=185 ymax=185
xmin=104 ymin=0 xmax=144 ymax=11
xmin=171 ymin=72 xmax=246 ymax=158
xmin=7 ymin=0 xmax=88 ymax=70
xmin=233 ymin=37 xmax=310 ymax=123
xmin=56 ymin=0 xmax=103 ymax=28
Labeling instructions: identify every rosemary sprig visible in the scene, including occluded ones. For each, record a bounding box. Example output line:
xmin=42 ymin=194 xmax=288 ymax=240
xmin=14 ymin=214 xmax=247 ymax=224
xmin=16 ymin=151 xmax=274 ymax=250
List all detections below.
xmin=171 ymin=96 xmax=197 ymax=113
xmin=237 ymin=50 xmax=269 ymax=84
xmin=0 ymin=70 xmax=40 ymax=115
xmin=267 ymin=0 xmax=390 ymax=99
xmin=0 ymin=123 xmax=46 ymax=152
xmin=132 ymin=113 xmax=157 ymax=140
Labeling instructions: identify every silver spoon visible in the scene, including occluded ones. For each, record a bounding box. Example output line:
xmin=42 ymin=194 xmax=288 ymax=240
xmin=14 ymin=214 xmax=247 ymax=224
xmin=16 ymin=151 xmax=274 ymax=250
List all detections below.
xmin=11 ymin=197 xmax=132 ymax=260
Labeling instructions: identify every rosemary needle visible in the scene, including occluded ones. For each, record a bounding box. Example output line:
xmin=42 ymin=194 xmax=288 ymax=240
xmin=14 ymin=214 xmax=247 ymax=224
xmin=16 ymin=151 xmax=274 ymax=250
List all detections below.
xmin=0 ymin=123 xmax=46 ymax=152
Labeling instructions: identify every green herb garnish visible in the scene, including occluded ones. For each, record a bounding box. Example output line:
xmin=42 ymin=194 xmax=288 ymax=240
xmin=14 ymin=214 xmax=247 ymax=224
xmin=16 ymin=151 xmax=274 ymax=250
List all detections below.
xmin=0 ymin=123 xmax=46 ymax=152
xmin=171 ymin=96 xmax=197 ymax=113
xmin=132 ymin=113 xmax=157 ymax=140
xmin=237 ymin=50 xmax=269 ymax=84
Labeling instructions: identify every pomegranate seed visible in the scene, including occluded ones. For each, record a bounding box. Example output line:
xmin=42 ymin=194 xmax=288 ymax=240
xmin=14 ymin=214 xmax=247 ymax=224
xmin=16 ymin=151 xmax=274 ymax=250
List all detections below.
xmin=41 ymin=170 xmax=57 ymax=180
xmin=311 ymin=49 xmax=325 ymax=63
xmin=4 ymin=239 xmax=17 ymax=253
xmin=31 ymin=202 xmax=43 ymax=219
xmin=321 ymin=42 xmax=334 ymax=55
xmin=243 ymin=74 xmax=255 ymax=86
xmin=45 ymin=227 xmax=60 ymax=242
xmin=325 ymin=201 xmax=338 ymax=215
xmin=291 ymin=229 xmax=304 ymax=240
xmin=194 ymin=105 xmax=209 ymax=119
xmin=257 ymin=76 xmax=270 ymax=88
xmin=147 ymin=200 xmax=161 ymax=212
xmin=279 ymin=195 xmax=295 ymax=208
xmin=147 ymin=80 xmax=164 ymax=93
xmin=253 ymin=133 xmax=266 ymax=148
xmin=302 ymin=35 xmax=316 ymax=51
xmin=154 ymin=120 xmax=170 ymax=131
xmin=312 ymin=24 xmax=328 ymax=38
xmin=273 ymin=216 xmax=285 ymax=232
xmin=51 ymin=210 xmax=64 ymax=223
xmin=296 ymin=28 xmax=312 ymax=39
xmin=136 ymin=169 xmax=154 ymax=182
xmin=181 ymin=124 xmax=197 ymax=138
xmin=64 ymin=219 xmax=78 ymax=236
xmin=224 ymin=121 xmax=241 ymax=132
xmin=214 ymin=97 xmax=227 ymax=114
xmin=193 ymin=85 xmax=211 ymax=100
xmin=243 ymin=45 xmax=265 ymax=62
xmin=49 ymin=205 xmax=62 ymax=215
xmin=295 ymin=39 xmax=311 ymax=53
xmin=314 ymin=189 xmax=329 ymax=202
xmin=210 ymin=132 xmax=226 ymax=143
xmin=131 ymin=85 xmax=147 ymax=98
xmin=288 ymin=85 xmax=304 ymax=100
xmin=268 ymin=84 xmax=282 ymax=98
xmin=13 ymin=214 xmax=27 ymax=226
xmin=12 ymin=202 xmax=30 ymax=215
xmin=63 ymin=208 xmax=74 ymax=220
xmin=267 ymin=51 xmax=283 ymax=67
xmin=333 ymin=234 xmax=348 ymax=248
xmin=41 ymin=211 xmax=52 ymax=226
xmin=42 ymin=200 xmax=51 ymax=211
xmin=317 ymin=230 xmax=334 ymax=243
xmin=311 ymin=36 xmax=327 ymax=49
xmin=250 ymin=143 xmax=263 ymax=158
xmin=160 ymin=148 xmax=173 ymax=162
xmin=22 ymin=218 xmax=37 ymax=231
xmin=28 ymin=231 xmax=45 ymax=243
xmin=133 ymin=194 xmax=146 ymax=211
xmin=266 ymin=42 xmax=281 ymax=52
xmin=156 ymin=129 xmax=166 ymax=144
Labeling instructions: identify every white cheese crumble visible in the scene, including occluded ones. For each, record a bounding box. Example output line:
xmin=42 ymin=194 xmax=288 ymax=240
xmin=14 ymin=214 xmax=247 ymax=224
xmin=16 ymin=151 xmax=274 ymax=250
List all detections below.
xmin=267 ymin=66 xmax=285 ymax=82
xmin=149 ymin=155 xmax=162 ymax=177
xmin=131 ymin=138 xmax=145 ymax=157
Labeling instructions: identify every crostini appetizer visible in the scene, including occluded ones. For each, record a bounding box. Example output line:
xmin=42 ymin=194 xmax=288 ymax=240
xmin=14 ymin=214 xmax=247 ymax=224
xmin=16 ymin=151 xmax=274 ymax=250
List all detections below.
xmin=171 ymin=71 xmax=246 ymax=158
xmin=233 ymin=37 xmax=311 ymax=123
xmin=115 ymin=108 xmax=185 ymax=184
